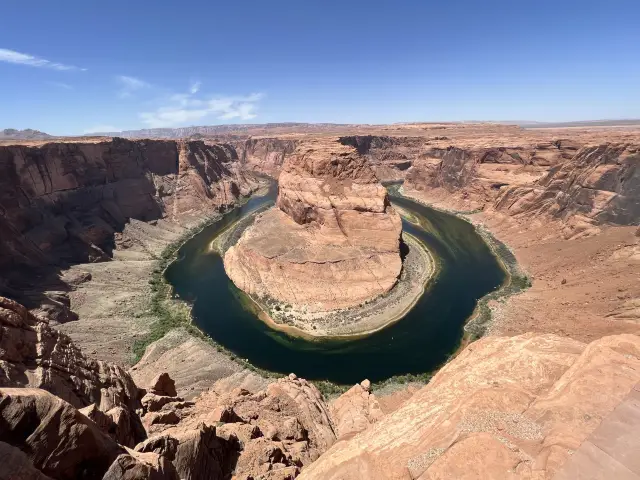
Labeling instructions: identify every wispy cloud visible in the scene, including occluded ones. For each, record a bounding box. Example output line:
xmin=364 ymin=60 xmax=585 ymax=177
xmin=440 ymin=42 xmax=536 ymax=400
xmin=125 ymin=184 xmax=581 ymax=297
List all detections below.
xmin=0 ymin=48 xmax=85 ymax=71
xmin=189 ymin=81 xmax=201 ymax=94
xmin=140 ymin=86 xmax=263 ymax=127
xmin=47 ymin=81 xmax=73 ymax=90
xmin=83 ymin=125 xmax=119 ymax=134
xmin=116 ymin=75 xmax=151 ymax=98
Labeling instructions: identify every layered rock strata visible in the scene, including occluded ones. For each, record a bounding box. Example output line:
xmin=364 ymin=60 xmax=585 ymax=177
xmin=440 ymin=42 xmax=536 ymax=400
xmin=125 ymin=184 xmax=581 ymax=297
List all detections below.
xmin=0 ymin=138 xmax=259 ymax=320
xmin=233 ymin=137 xmax=300 ymax=176
xmin=0 ymin=139 xmax=257 ymax=272
xmin=224 ymin=140 xmax=403 ymax=314
xmin=0 ymin=296 xmax=145 ymax=447
xmin=404 ymin=141 xmax=640 ymax=230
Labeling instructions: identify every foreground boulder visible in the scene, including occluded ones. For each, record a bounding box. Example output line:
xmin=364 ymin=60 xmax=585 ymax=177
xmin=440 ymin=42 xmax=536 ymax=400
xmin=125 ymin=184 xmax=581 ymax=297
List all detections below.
xmin=299 ymin=333 xmax=640 ymax=479
xmin=138 ymin=375 xmax=337 ymax=479
xmin=224 ymin=140 xmax=402 ymax=313
xmin=0 ymin=296 xmax=145 ymax=447
xmin=0 ymin=388 xmax=124 ymax=479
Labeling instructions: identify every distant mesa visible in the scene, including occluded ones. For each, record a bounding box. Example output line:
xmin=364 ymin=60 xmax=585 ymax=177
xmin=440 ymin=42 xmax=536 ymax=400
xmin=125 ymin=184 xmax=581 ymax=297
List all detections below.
xmin=0 ymin=128 xmax=51 ymax=140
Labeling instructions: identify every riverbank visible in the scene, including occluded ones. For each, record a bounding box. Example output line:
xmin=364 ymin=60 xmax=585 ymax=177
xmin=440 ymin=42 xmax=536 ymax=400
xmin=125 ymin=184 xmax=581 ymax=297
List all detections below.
xmin=399 ymin=185 xmax=640 ymax=344
xmin=58 ymin=183 xmax=277 ymax=399
xmin=394 ymin=184 xmax=530 ymax=340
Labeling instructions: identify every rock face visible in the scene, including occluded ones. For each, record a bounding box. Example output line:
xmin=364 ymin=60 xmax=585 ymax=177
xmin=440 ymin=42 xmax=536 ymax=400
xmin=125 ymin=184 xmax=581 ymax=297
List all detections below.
xmin=234 ymin=137 xmax=299 ymax=176
xmin=404 ymin=142 xmax=580 ymax=212
xmin=0 ymin=387 xmax=127 ymax=480
xmin=329 ymin=380 xmax=383 ymax=441
xmin=0 ymin=138 xmax=259 ymax=319
xmin=0 ymin=139 xmax=256 ymax=272
xmin=138 ymin=375 xmax=337 ymax=479
xmin=0 ymin=296 xmax=145 ymax=447
xmin=299 ymin=333 xmax=640 ymax=480
xmin=495 ymin=143 xmax=640 ymax=225
xmin=224 ymin=140 xmax=402 ymax=312
xmin=403 ymin=141 xmax=640 ymax=229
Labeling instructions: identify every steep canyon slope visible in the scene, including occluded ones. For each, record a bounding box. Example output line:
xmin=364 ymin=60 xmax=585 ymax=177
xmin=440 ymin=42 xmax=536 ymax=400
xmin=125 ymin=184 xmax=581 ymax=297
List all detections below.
xmin=3 ymin=292 xmax=639 ymax=480
xmin=0 ymin=138 xmax=259 ymax=318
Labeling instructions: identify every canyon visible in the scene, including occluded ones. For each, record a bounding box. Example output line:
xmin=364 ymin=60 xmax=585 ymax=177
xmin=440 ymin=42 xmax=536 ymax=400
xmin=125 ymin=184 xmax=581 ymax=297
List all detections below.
xmin=0 ymin=122 xmax=639 ymax=479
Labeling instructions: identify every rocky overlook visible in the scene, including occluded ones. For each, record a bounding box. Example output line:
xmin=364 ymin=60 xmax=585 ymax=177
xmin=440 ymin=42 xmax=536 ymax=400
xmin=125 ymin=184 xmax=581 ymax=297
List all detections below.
xmin=224 ymin=140 xmax=403 ymax=319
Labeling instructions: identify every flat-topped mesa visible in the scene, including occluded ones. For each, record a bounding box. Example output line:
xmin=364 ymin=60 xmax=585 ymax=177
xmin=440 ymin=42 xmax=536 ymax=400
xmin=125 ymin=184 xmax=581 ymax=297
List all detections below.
xmin=224 ymin=140 xmax=403 ymax=314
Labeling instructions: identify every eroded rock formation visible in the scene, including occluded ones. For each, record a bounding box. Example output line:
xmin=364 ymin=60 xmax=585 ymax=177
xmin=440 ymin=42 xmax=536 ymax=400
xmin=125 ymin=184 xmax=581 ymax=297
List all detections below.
xmin=137 ymin=374 xmax=336 ymax=479
xmin=233 ymin=137 xmax=299 ymax=176
xmin=0 ymin=296 xmax=145 ymax=447
xmin=300 ymin=333 xmax=640 ymax=480
xmin=495 ymin=143 xmax=640 ymax=225
xmin=403 ymin=140 xmax=640 ymax=231
xmin=224 ymin=140 xmax=402 ymax=313
xmin=0 ymin=138 xmax=259 ymax=320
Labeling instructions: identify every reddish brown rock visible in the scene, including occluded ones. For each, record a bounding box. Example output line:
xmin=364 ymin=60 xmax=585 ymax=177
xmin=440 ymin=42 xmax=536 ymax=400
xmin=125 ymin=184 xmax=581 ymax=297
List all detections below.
xmin=150 ymin=376 xmax=336 ymax=479
xmin=148 ymin=372 xmax=178 ymax=397
xmin=0 ymin=138 xmax=259 ymax=320
xmin=299 ymin=333 xmax=640 ymax=480
xmin=233 ymin=137 xmax=299 ymax=176
xmin=494 ymin=143 xmax=640 ymax=226
xmin=102 ymin=449 xmax=179 ymax=480
xmin=0 ymin=441 xmax=53 ymax=480
xmin=330 ymin=381 xmax=384 ymax=440
xmin=224 ymin=140 xmax=402 ymax=313
xmin=0 ymin=296 xmax=145 ymax=446
xmin=0 ymin=388 xmax=125 ymax=480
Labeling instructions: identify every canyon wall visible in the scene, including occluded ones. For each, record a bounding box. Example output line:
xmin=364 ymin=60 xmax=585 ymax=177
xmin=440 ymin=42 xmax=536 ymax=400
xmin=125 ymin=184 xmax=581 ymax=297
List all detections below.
xmin=0 ymin=138 xmax=259 ymax=317
xmin=232 ymin=137 xmax=300 ymax=176
xmin=254 ymin=135 xmax=634 ymax=228
xmin=495 ymin=143 xmax=640 ymax=225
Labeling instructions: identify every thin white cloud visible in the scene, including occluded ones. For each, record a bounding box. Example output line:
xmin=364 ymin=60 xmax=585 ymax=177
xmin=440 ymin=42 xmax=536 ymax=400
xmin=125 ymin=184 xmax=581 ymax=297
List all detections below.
xmin=140 ymin=90 xmax=264 ymax=128
xmin=47 ymin=81 xmax=73 ymax=90
xmin=190 ymin=81 xmax=201 ymax=94
xmin=116 ymin=75 xmax=151 ymax=98
xmin=83 ymin=125 xmax=119 ymax=134
xmin=0 ymin=48 xmax=85 ymax=71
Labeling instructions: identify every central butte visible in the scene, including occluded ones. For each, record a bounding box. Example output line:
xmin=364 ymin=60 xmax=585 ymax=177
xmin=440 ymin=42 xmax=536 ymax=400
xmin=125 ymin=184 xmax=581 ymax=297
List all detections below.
xmin=223 ymin=140 xmax=406 ymax=333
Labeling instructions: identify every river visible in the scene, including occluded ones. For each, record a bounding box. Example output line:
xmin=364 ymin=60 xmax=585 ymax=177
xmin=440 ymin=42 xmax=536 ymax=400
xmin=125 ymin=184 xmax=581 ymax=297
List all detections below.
xmin=165 ymin=181 xmax=506 ymax=384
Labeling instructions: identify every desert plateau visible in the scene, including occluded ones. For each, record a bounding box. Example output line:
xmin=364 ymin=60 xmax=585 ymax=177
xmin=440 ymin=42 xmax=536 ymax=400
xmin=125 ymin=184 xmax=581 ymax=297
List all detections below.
xmin=2 ymin=2 xmax=640 ymax=476
xmin=1 ymin=120 xmax=639 ymax=480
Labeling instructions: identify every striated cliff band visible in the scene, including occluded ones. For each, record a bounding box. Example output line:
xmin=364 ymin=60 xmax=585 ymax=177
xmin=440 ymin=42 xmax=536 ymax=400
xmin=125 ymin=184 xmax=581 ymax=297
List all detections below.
xmin=223 ymin=140 xmax=436 ymax=336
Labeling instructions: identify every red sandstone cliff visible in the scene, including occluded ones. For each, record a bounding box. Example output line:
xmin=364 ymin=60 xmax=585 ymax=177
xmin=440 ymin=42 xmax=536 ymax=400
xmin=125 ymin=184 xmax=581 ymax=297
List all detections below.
xmin=0 ymin=138 xmax=259 ymax=318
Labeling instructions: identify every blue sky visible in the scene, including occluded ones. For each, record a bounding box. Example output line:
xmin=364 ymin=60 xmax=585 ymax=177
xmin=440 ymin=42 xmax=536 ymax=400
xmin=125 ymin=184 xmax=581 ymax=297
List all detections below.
xmin=1 ymin=0 xmax=639 ymax=135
